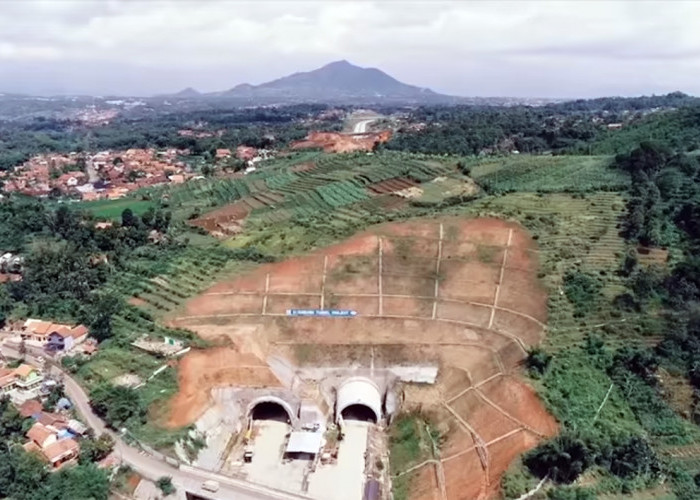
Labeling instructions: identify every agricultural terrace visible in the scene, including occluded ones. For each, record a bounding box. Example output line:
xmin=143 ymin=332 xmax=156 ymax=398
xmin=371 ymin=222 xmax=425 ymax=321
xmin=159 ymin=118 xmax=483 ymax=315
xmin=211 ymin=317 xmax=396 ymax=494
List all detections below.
xmin=167 ymin=217 xmax=558 ymax=500
xmin=467 ymin=154 xmax=629 ymax=193
xmin=181 ymin=151 xmax=468 ymax=236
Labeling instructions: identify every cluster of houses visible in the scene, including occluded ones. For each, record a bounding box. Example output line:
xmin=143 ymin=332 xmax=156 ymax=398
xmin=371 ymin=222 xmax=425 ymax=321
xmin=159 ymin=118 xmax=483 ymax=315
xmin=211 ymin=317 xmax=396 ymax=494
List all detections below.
xmin=0 ymin=363 xmax=86 ymax=468
xmin=0 ymin=316 xmax=97 ymax=468
xmin=21 ymin=398 xmax=87 ymax=468
xmin=215 ymin=145 xmax=275 ymax=174
xmin=71 ymin=107 xmax=119 ymax=126
xmin=1 ymin=148 xmax=193 ymax=200
xmin=20 ymin=318 xmax=95 ymax=355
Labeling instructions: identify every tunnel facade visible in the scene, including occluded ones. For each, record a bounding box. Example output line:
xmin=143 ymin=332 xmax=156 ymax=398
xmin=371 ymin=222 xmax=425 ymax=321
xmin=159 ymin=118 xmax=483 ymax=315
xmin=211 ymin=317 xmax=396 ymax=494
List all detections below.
xmin=336 ymin=377 xmax=382 ymax=423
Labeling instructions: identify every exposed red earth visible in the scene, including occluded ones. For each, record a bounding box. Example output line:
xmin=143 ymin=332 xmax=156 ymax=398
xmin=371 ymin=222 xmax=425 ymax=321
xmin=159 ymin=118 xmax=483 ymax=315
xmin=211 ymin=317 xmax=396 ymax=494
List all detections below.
xmin=167 ymin=217 xmax=557 ymax=499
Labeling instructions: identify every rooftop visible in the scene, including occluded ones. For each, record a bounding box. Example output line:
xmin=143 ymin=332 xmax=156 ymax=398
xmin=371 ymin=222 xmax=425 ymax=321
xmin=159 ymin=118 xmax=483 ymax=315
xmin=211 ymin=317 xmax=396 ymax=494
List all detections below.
xmin=27 ymin=422 xmax=55 ymax=446
xmin=285 ymin=431 xmax=323 ymax=455
xmin=43 ymin=438 xmax=79 ymax=464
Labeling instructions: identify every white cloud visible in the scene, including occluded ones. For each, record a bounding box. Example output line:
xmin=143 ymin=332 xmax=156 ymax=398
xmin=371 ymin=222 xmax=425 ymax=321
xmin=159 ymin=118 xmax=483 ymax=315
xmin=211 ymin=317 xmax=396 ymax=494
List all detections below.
xmin=0 ymin=0 xmax=698 ymax=96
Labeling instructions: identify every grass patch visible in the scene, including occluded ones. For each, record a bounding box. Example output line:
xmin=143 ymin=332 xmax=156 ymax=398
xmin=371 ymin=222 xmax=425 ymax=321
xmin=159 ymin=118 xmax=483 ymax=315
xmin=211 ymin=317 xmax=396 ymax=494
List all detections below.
xmin=76 ymin=346 xmax=163 ymax=387
xmin=389 ymin=412 xmax=441 ymax=500
xmin=78 ymin=198 xmax=155 ymax=219
xmin=538 ymin=347 xmax=643 ymax=437
xmin=389 ymin=412 xmax=438 ymax=474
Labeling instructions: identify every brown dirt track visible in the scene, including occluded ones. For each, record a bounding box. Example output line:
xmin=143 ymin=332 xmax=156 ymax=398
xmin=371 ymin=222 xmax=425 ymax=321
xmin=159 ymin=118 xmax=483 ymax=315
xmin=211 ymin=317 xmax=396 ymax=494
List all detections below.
xmin=167 ymin=217 xmax=557 ymax=499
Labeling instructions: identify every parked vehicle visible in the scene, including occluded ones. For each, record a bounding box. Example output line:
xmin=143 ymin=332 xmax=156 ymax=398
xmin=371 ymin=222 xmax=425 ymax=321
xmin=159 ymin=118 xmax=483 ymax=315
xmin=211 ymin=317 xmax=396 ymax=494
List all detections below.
xmin=202 ymin=480 xmax=220 ymax=492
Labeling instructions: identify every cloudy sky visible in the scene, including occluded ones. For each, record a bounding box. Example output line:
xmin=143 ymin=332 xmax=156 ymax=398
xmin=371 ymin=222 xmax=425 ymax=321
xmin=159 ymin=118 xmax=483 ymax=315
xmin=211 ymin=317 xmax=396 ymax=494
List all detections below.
xmin=1 ymin=0 xmax=698 ymax=98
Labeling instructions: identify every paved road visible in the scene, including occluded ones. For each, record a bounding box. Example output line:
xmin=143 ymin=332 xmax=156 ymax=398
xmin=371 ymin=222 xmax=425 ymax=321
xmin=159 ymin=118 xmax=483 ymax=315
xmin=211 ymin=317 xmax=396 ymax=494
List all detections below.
xmin=352 ymin=119 xmax=375 ymax=134
xmin=2 ymin=343 xmax=309 ymax=500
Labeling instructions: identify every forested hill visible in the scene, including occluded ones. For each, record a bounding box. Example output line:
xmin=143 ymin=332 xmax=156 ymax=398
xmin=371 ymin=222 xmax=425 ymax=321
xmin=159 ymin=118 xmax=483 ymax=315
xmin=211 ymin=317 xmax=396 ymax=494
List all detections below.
xmin=547 ymin=91 xmax=699 ymax=112
xmin=385 ymin=94 xmax=700 ymax=157
xmin=580 ymin=105 xmax=700 ymax=154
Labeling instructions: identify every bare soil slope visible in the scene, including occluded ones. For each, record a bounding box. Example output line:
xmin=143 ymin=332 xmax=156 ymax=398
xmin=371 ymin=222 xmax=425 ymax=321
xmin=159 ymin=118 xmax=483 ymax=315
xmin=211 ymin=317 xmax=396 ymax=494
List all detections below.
xmin=167 ymin=217 xmax=557 ymax=499
xmin=290 ymin=130 xmax=392 ymax=153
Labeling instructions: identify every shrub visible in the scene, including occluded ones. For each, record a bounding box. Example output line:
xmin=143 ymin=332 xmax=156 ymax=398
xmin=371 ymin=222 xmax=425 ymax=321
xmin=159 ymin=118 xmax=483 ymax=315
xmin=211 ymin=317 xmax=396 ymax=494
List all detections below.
xmin=157 ymin=476 xmax=176 ymax=496
xmin=526 ymin=347 xmax=552 ymax=376
xmin=547 ymin=486 xmax=596 ymax=500
xmin=89 ymin=384 xmax=145 ymax=429
xmin=563 ymin=271 xmax=601 ymax=316
xmin=604 ymin=436 xmax=660 ymax=479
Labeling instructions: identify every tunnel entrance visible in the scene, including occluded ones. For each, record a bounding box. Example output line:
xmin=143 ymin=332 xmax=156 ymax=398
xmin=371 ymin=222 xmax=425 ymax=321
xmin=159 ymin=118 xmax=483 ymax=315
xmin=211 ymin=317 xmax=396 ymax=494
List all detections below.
xmin=250 ymin=401 xmax=291 ymax=423
xmin=340 ymin=404 xmax=378 ymax=423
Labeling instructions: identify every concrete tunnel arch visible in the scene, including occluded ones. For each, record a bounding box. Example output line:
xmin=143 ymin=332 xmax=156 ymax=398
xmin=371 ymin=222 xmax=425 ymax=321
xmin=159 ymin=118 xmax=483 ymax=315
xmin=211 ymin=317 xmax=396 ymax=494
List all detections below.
xmin=247 ymin=396 xmax=299 ymax=427
xmin=336 ymin=377 xmax=383 ymax=423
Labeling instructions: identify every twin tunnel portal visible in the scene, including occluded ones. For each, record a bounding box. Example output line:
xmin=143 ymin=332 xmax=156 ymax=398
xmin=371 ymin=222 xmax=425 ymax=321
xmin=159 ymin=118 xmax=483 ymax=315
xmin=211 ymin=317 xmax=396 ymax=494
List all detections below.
xmin=248 ymin=377 xmax=384 ymax=426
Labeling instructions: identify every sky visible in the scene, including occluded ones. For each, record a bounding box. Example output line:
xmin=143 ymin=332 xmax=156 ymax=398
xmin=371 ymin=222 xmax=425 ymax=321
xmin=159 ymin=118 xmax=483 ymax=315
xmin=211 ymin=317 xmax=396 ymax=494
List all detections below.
xmin=0 ymin=0 xmax=699 ymax=98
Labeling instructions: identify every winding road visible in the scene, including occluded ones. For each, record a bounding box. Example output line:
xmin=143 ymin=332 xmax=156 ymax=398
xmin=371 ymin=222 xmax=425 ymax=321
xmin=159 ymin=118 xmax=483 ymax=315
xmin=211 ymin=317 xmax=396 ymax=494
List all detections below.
xmin=352 ymin=118 xmax=375 ymax=134
xmin=1 ymin=344 xmax=308 ymax=500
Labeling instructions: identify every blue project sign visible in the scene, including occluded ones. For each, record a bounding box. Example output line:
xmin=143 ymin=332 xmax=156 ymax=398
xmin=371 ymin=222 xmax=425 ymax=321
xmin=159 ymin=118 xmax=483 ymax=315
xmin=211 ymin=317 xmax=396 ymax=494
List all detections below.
xmin=286 ymin=309 xmax=357 ymax=317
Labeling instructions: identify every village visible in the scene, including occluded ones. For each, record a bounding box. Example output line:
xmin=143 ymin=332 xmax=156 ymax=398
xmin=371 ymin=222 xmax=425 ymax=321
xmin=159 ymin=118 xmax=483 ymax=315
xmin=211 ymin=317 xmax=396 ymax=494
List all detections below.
xmin=0 ymin=143 xmax=277 ymax=200
xmin=0 ymin=318 xmax=96 ymax=470
xmin=0 ymin=148 xmax=193 ymax=199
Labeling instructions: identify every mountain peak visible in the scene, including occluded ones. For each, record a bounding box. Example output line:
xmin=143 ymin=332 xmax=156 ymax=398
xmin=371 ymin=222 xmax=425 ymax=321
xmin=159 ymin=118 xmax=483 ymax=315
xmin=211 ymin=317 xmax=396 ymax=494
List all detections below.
xmin=213 ymin=60 xmax=455 ymax=104
xmin=322 ymin=60 xmax=355 ymax=69
xmin=174 ymin=87 xmax=200 ymax=97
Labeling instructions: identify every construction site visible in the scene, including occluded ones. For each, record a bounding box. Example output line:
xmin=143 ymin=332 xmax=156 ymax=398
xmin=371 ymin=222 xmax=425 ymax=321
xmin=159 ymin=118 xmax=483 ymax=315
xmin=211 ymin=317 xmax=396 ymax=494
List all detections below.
xmin=166 ymin=217 xmax=558 ymax=500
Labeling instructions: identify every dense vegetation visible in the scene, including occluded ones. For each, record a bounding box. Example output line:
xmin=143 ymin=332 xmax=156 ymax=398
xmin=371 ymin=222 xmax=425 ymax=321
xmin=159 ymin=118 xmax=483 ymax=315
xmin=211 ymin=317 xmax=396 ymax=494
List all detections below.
xmin=510 ymin=140 xmax=700 ymax=499
xmin=0 ymin=198 xmax=175 ymax=323
xmin=386 ymin=93 xmax=700 ymax=157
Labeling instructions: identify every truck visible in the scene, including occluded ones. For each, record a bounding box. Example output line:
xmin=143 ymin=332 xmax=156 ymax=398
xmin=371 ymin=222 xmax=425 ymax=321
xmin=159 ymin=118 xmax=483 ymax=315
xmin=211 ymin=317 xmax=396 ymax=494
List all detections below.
xmin=202 ymin=480 xmax=220 ymax=493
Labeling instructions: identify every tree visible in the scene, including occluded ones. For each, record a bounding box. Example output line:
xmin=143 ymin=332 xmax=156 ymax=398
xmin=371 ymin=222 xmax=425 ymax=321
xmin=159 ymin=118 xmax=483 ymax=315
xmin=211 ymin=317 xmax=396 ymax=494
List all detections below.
xmin=121 ymin=208 xmax=138 ymax=228
xmin=0 ymin=448 xmax=48 ymax=500
xmin=44 ymin=463 xmax=109 ymax=500
xmin=0 ymin=396 xmax=29 ymax=441
xmin=10 ymin=240 xmax=106 ymax=317
xmin=79 ymin=434 xmax=115 ymax=464
xmin=0 ymin=285 xmax=13 ymax=327
xmin=616 ymin=141 xmax=671 ymax=176
xmin=611 ymin=347 xmax=659 ymax=385
xmin=547 ymin=486 xmax=596 ymax=500
xmin=89 ymin=384 xmax=145 ymax=428
xmin=157 ymin=476 xmax=176 ymax=496
xmin=526 ymin=347 xmax=552 ymax=376
xmin=524 ymin=434 xmax=595 ymax=484
xmin=620 ymin=250 xmax=638 ymax=277
xmin=81 ymin=291 xmax=124 ymax=343
xmin=563 ymin=271 xmax=601 ymax=316
xmin=604 ymin=436 xmax=659 ymax=478
xmin=43 ymin=384 xmax=65 ymax=412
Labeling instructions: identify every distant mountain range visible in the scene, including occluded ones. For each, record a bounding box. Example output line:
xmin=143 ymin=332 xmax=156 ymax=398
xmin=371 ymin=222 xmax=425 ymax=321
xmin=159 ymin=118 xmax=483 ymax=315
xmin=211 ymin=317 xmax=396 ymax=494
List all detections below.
xmin=167 ymin=60 xmax=460 ymax=105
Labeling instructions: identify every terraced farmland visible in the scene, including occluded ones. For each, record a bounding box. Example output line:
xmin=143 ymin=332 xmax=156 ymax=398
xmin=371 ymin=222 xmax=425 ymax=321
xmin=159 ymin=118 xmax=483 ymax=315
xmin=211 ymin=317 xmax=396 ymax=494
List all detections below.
xmin=457 ymin=191 xmax=653 ymax=350
xmin=106 ymin=246 xmax=246 ymax=341
xmin=189 ymin=151 xmax=458 ymax=234
xmin=470 ymin=155 xmax=629 ymax=193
